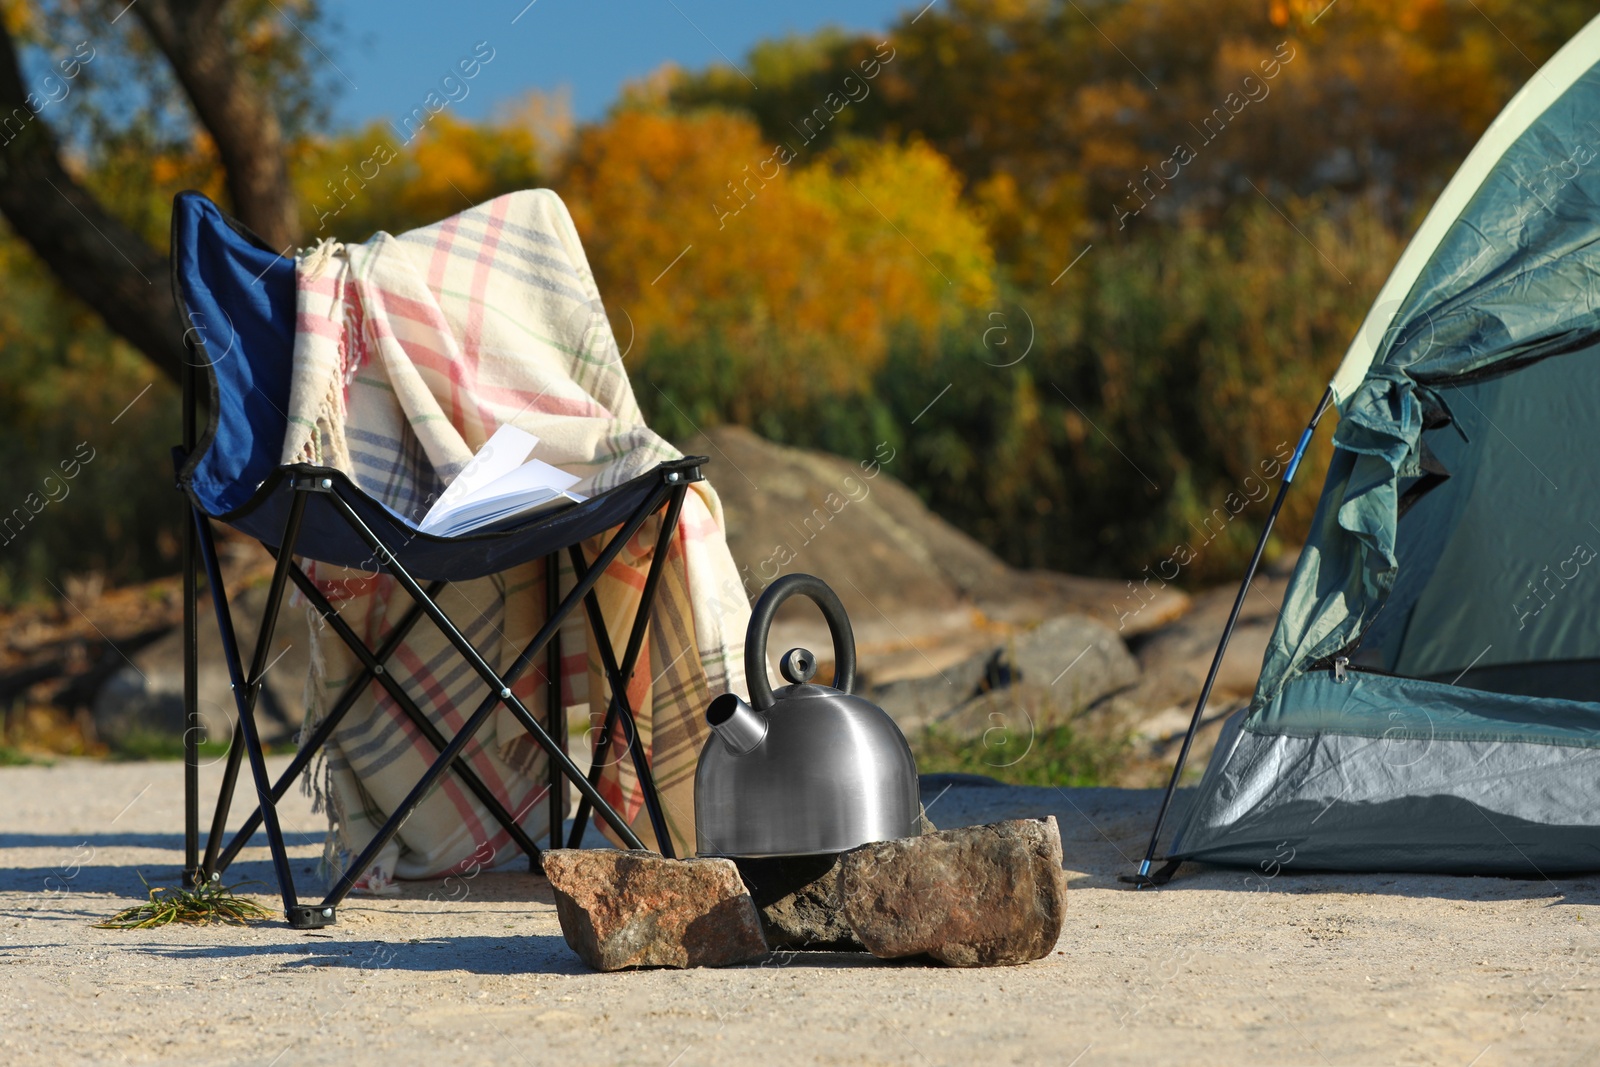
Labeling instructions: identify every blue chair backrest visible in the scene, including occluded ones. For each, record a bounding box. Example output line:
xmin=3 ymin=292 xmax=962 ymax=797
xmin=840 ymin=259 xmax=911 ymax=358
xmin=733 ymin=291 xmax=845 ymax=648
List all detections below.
xmin=171 ymin=192 xmax=297 ymax=516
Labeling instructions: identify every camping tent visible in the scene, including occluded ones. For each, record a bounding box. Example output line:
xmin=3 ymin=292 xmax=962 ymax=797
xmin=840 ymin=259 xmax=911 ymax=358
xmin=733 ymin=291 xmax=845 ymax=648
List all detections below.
xmin=1152 ymin=14 xmax=1600 ymax=877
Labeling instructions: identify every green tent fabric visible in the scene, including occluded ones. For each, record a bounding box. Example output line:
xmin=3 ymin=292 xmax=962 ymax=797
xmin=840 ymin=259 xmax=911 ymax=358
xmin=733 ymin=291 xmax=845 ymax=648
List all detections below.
xmin=1167 ymin=15 xmax=1600 ymax=874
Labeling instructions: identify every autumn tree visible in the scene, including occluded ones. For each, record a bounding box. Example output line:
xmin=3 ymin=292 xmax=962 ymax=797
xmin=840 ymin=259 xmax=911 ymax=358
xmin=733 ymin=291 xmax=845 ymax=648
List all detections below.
xmin=555 ymin=107 xmax=996 ymax=422
xmin=670 ymin=0 xmax=1597 ymax=282
xmin=297 ymin=112 xmax=548 ymax=243
xmin=0 ymin=0 xmax=327 ymax=382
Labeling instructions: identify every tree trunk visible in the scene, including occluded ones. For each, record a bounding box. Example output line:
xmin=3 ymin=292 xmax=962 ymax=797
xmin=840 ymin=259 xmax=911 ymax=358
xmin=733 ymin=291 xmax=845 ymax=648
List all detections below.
xmin=0 ymin=2 xmax=302 ymax=385
xmin=135 ymin=0 xmax=301 ymax=251
xmin=0 ymin=23 xmax=182 ymax=382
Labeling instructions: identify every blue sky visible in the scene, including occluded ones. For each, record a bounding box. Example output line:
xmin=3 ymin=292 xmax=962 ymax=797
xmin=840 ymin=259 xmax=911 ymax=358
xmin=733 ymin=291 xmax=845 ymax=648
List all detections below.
xmin=320 ymin=0 xmax=920 ymax=128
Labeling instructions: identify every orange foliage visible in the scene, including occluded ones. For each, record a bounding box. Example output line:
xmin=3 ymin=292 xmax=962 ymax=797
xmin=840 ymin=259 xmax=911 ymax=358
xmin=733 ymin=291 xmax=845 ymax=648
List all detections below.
xmin=296 ymin=101 xmax=552 ymax=242
xmin=557 ymin=110 xmax=994 ymax=394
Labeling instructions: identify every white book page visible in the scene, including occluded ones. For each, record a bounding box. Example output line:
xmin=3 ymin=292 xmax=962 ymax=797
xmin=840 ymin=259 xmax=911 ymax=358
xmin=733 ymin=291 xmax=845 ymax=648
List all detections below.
xmin=426 ymin=488 xmax=585 ymax=537
xmin=418 ymin=426 xmax=587 ymax=536
xmin=472 ymin=457 xmax=581 ymax=503
xmin=419 ymin=425 xmax=539 ymax=533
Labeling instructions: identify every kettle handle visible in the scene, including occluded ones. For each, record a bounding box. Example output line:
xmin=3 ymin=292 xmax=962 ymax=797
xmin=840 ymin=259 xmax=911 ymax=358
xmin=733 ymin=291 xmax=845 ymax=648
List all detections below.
xmin=746 ymin=574 xmax=857 ymax=711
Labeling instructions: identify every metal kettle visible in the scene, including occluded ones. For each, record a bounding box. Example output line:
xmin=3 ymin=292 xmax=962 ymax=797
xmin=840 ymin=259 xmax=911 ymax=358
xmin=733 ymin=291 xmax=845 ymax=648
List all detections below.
xmin=694 ymin=573 xmax=921 ymax=858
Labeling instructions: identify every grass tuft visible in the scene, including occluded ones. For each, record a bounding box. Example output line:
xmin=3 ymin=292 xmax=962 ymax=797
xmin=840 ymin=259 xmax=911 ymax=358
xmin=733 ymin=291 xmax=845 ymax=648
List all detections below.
xmin=0 ymin=745 xmax=48 ymax=767
xmin=913 ymin=721 xmax=1130 ymax=788
xmin=95 ymin=874 xmax=272 ymax=929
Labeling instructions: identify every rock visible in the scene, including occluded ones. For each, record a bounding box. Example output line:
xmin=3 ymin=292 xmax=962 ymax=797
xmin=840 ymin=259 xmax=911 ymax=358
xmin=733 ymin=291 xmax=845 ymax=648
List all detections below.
xmin=732 ymin=806 xmax=939 ymax=953
xmin=873 ymin=614 xmax=1139 ymax=736
xmin=837 ymin=818 xmax=1067 ymax=967
xmin=91 ymin=583 xmax=308 ymax=750
xmin=542 ymin=850 xmax=768 ymax=970
xmin=734 ymin=854 xmax=862 ymax=951
xmin=1003 ymin=615 xmax=1139 ymax=709
xmin=870 ymin=654 xmax=990 ymax=733
xmin=682 ymin=425 xmax=1188 ymax=635
xmin=682 ymin=426 xmax=1003 ymax=619
xmin=1131 ymin=575 xmax=1289 ymax=698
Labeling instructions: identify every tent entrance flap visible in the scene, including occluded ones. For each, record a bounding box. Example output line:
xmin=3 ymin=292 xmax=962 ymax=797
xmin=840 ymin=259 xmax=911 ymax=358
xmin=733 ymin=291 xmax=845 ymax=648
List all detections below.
xmin=1351 ymin=343 xmax=1600 ymax=701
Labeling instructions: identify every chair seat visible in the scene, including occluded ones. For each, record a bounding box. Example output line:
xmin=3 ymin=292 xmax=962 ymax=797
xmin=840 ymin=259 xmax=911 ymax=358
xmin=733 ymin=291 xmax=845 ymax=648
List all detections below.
xmin=189 ymin=458 xmax=705 ymax=583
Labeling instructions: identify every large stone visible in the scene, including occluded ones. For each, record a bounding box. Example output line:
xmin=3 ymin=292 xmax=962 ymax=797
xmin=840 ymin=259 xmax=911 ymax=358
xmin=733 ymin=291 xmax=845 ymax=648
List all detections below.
xmin=873 ymin=614 xmax=1139 ymax=736
xmin=680 ymin=425 xmax=1188 ymax=634
xmin=837 ymin=818 xmax=1066 ymax=967
xmin=731 ymin=806 xmax=939 ymax=952
xmin=542 ymin=850 xmax=768 ymax=971
xmin=1131 ymin=574 xmax=1291 ymax=699
xmin=1002 ymin=615 xmax=1139 ymax=711
xmin=734 ymin=854 xmax=862 ymax=952
xmin=91 ymin=582 xmax=309 ymax=749
xmin=870 ymin=654 xmax=991 ymax=733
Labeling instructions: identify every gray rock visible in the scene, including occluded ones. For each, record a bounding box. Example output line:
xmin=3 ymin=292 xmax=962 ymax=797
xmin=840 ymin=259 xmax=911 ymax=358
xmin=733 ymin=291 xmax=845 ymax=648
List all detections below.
xmin=734 ymin=854 xmax=862 ymax=951
xmin=1131 ymin=576 xmax=1289 ymax=698
xmin=837 ymin=817 xmax=1067 ymax=967
xmin=91 ymin=583 xmax=309 ymax=749
xmin=1000 ymin=615 xmax=1140 ymax=710
xmin=870 ymin=654 xmax=990 ymax=733
xmin=873 ymin=614 xmax=1139 ymax=737
xmin=731 ymin=806 xmax=938 ymax=953
xmin=542 ymin=849 xmax=768 ymax=971
xmin=681 ymin=425 xmax=1188 ymax=633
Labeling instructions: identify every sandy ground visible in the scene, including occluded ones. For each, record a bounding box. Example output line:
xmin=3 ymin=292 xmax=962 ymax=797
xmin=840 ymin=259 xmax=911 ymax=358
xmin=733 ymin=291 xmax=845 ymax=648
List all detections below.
xmin=3 ymin=758 xmax=1599 ymax=1066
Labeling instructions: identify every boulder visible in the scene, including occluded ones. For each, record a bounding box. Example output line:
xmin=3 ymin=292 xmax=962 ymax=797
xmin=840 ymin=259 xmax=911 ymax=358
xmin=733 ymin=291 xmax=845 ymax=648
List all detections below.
xmin=542 ymin=850 xmax=767 ymax=971
xmin=680 ymin=425 xmax=1188 ymax=634
xmin=996 ymin=614 xmax=1139 ymax=710
xmin=91 ymin=582 xmax=308 ymax=749
xmin=731 ymin=807 xmax=939 ymax=953
xmin=869 ymin=653 xmax=991 ymax=734
xmin=837 ymin=818 xmax=1067 ymax=967
xmin=872 ymin=614 xmax=1139 ymax=735
xmin=1131 ymin=574 xmax=1290 ymax=698
xmin=733 ymin=854 xmax=862 ymax=952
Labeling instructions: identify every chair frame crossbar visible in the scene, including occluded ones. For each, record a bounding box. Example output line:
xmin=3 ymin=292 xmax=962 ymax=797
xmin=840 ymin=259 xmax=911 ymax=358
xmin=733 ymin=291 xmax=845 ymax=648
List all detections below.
xmin=179 ymin=368 xmax=693 ymax=929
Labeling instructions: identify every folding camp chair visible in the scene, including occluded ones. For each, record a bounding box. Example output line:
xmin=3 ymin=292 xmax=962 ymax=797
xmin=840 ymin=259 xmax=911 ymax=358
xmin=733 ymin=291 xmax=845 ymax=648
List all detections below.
xmin=170 ymin=191 xmax=695 ymax=928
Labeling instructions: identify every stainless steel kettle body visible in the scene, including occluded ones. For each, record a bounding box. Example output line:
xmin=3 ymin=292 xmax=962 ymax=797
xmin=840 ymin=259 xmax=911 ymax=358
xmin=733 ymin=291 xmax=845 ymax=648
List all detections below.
xmin=694 ymin=574 xmax=921 ymax=858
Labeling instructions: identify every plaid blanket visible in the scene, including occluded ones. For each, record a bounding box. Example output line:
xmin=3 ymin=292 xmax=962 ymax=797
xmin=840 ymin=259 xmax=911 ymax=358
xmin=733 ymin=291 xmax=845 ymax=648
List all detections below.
xmin=283 ymin=190 xmax=748 ymax=884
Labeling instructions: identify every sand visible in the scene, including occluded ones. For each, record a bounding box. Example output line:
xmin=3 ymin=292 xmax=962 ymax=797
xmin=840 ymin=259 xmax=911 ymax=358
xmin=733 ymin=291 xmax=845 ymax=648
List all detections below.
xmin=3 ymin=756 xmax=1598 ymax=1066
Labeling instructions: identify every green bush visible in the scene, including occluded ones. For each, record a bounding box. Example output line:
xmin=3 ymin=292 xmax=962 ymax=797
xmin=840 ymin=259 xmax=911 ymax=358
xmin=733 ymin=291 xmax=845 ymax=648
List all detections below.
xmin=0 ymin=240 xmax=181 ymax=604
xmin=641 ymin=198 xmax=1399 ymax=585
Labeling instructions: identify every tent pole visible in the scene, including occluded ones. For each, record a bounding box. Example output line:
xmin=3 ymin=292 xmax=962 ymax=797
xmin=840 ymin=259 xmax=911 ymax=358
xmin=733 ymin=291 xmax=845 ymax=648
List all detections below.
xmin=1130 ymin=385 xmax=1335 ymax=888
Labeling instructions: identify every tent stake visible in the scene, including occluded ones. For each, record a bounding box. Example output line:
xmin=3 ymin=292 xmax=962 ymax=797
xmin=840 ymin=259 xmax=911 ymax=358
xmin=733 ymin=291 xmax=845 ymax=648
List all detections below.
xmin=1129 ymin=385 xmax=1335 ymax=888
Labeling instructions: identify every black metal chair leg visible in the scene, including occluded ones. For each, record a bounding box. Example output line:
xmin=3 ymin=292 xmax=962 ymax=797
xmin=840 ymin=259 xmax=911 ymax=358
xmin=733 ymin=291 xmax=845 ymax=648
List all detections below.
xmin=319 ymin=675 xmax=527 ymax=909
xmin=546 ymin=553 xmax=564 ymax=854
xmin=182 ymin=504 xmax=201 ymax=886
xmin=322 ymin=483 xmax=662 ymax=864
xmin=180 ymin=342 xmax=200 ymax=887
xmin=211 ymin=582 xmax=442 ymax=876
xmin=281 ymin=566 xmax=546 ymax=870
xmin=193 ymin=499 xmax=308 ymax=921
xmin=562 ymin=489 xmax=684 ymax=851
xmin=571 ymin=583 xmax=674 ymax=858
xmin=563 ymin=487 xmax=686 ymax=856
xmin=201 ymin=720 xmax=245 ymax=877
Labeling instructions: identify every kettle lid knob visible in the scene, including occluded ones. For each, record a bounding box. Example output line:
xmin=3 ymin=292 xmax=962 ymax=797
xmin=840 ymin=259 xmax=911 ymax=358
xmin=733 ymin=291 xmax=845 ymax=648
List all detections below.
xmin=779 ymin=648 xmax=818 ymax=685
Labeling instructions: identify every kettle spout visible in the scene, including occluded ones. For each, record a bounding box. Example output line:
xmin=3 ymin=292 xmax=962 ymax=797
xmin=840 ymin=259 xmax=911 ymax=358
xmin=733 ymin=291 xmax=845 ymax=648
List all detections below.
xmin=706 ymin=693 xmax=767 ymax=756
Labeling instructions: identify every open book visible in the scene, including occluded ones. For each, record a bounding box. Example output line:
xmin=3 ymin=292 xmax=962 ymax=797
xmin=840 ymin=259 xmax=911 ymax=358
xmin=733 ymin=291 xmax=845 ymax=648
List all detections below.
xmin=418 ymin=425 xmax=587 ymax=537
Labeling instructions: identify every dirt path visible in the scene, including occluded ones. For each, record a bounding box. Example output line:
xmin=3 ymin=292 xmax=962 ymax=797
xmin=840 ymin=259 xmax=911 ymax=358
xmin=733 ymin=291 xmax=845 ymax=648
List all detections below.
xmin=2 ymin=758 xmax=1597 ymax=1066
